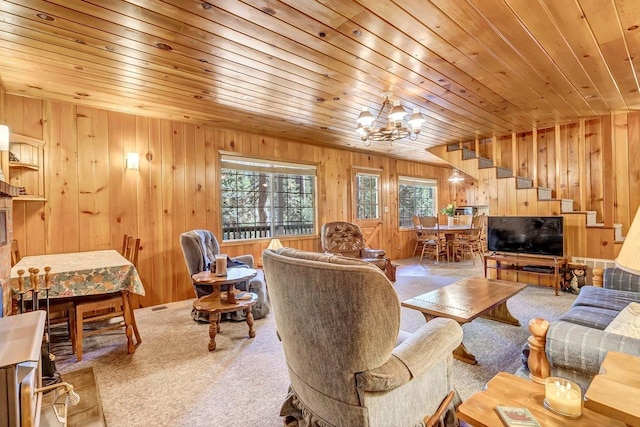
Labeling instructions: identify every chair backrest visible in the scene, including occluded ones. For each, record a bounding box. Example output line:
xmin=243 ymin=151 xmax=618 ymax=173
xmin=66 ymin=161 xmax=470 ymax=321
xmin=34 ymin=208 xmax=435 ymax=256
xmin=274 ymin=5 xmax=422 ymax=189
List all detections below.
xmin=122 ymin=235 xmax=141 ymax=266
xmin=11 ymin=240 xmax=21 ymax=267
xmin=418 ymin=216 xmax=440 ymax=240
xmin=179 ymin=229 xmax=221 ymax=278
xmin=321 ymin=221 xmax=366 ymax=256
xmin=412 ymin=215 xmax=423 ymax=236
xmin=262 ymin=248 xmax=399 ymax=408
xmin=419 ymin=216 xmax=438 ymax=228
xmin=458 ymin=214 xmax=473 ymax=226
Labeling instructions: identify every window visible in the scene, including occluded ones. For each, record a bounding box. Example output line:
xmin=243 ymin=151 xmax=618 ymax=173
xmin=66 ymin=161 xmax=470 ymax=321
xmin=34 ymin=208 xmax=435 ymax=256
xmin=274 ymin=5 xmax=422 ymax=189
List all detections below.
xmin=221 ymin=155 xmax=316 ymax=240
xmin=398 ymin=177 xmax=437 ymax=228
xmin=355 ymin=172 xmax=380 ymax=219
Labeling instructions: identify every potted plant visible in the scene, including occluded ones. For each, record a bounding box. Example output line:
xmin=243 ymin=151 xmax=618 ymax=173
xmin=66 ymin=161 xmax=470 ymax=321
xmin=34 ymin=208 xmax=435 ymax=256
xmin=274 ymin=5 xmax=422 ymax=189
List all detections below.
xmin=441 ymin=203 xmax=457 ymax=226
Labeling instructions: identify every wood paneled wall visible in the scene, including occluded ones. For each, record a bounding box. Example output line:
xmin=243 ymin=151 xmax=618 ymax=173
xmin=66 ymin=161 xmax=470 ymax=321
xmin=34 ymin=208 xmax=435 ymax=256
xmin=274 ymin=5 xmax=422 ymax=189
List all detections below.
xmin=5 ymin=95 xmax=459 ymax=307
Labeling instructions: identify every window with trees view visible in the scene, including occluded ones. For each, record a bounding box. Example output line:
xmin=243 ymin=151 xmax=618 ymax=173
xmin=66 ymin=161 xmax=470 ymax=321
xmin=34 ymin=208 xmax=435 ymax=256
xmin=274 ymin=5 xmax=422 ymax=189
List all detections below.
xmin=398 ymin=177 xmax=437 ymax=228
xmin=221 ymin=156 xmax=316 ymax=241
xmin=356 ymin=172 xmax=380 ymax=219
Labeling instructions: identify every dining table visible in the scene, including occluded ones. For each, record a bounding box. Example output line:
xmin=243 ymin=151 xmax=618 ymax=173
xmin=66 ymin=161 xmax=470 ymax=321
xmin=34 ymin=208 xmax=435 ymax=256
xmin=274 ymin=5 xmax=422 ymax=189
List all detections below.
xmin=10 ymin=249 xmax=145 ymax=300
xmin=10 ymin=249 xmax=145 ymax=355
xmin=422 ymin=224 xmax=475 ymax=261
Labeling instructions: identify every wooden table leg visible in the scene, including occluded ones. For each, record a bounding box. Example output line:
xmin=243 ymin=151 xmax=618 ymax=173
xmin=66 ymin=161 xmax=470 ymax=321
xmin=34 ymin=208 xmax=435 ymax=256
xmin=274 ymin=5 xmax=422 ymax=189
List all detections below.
xmin=453 ymin=342 xmax=477 ymax=364
xmin=244 ymin=307 xmax=256 ymax=338
xmin=482 ymin=301 xmax=521 ymax=326
xmin=208 ymin=311 xmax=220 ymax=351
xmin=422 ymin=313 xmax=477 ymax=364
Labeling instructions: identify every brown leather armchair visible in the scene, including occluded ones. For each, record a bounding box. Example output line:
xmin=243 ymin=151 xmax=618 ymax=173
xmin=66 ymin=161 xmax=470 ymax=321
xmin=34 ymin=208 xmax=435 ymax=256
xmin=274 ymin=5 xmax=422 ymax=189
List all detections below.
xmin=321 ymin=221 xmax=395 ymax=281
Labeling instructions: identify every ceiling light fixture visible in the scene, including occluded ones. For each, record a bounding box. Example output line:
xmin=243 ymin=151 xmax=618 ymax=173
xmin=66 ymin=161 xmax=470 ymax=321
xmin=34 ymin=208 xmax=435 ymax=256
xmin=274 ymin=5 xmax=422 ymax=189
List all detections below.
xmin=448 ymin=169 xmax=464 ymax=183
xmin=356 ymin=91 xmax=425 ymax=146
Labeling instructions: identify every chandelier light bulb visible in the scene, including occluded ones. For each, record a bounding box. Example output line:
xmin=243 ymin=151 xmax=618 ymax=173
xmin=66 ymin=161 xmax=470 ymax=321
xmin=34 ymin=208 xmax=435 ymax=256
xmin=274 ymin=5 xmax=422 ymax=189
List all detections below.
xmin=356 ymin=107 xmax=375 ymax=127
xmin=408 ymin=107 xmax=426 ymax=131
xmin=388 ymin=101 xmax=407 ymax=123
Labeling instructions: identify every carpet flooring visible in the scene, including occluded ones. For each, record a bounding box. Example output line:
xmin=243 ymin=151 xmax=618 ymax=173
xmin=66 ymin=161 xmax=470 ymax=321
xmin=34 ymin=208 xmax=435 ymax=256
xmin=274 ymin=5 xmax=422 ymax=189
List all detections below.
xmin=50 ymin=258 xmax=576 ymax=427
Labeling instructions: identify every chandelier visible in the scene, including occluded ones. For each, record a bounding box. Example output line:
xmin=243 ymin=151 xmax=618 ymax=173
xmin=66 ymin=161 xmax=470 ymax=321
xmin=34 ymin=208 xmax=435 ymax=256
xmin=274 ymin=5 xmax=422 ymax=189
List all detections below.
xmin=448 ymin=169 xmax=464 ymax=183
xmin=356 ymin=92 xmax=426 ymax=146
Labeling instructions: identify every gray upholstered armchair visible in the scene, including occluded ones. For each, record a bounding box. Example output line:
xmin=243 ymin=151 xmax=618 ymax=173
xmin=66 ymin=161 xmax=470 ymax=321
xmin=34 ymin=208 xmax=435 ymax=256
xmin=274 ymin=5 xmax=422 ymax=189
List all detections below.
xmin=179 ymin=229 xmax=269 ymax=320
xmin=262 ymin=248 xmax=463 ymax=427
xmin=321 ymin=221 xmax=395 ymax=281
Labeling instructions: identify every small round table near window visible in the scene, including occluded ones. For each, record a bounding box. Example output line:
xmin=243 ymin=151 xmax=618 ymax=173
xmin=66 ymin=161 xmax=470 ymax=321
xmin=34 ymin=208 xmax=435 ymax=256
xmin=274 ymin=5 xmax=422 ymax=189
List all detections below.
xmin=191 ymin=268 xmax=258 ymax=351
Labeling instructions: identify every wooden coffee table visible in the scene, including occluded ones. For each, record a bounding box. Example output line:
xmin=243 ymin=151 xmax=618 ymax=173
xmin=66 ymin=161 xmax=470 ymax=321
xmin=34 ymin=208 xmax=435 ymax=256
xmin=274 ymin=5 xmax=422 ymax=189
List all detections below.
xmin=401 ymin=277 xmax=526 ymax=364
xmin=192 ymin=268 xmax=258 ymax=351
xmin=584 ymin=351 xmax=640 ymax=426
xmin=457 ymin=372 xmax=625 ymax=426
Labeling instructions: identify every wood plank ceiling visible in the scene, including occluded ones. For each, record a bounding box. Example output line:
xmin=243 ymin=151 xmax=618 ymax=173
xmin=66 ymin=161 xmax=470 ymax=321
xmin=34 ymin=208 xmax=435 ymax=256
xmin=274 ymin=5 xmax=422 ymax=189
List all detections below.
xmin=0 ymin=0 xmax=639 ymax=164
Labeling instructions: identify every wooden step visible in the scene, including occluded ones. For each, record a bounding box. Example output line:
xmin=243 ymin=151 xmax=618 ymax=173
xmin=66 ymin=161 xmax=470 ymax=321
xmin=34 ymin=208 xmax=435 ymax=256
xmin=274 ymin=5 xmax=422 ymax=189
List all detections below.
xmin=478 ymin=157 xmax=494 ymax=168
xmin=462 ymin=148 xmax=476 ymax=160
xmin=516 ymin=177 xmax=533 ymax=189
xmin=561 ymin=199 xmax=574 ymax=212
xmin=496 ymin=166 xmax=513 ymax=178
xmin=537 ymin=188 xmax=553 ymax=200
xmin=446 ymin=143 xmax=461 ymax=151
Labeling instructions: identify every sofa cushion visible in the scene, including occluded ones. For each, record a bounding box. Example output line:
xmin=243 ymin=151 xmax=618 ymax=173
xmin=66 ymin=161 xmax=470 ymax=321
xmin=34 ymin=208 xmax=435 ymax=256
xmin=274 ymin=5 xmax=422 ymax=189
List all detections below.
xmin=559 ymin=306 xmax=621 ymax=330
xmin=572 ymin=286 xmax=640 ymax=312
xmin=605 ymin=302 xmax=640 ymax=338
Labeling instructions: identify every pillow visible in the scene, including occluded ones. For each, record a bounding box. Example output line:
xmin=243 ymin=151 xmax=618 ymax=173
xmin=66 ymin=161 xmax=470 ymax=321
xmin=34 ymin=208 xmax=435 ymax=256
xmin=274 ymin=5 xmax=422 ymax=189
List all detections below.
xmin=604 ymin=302 xmax=640 ymax=338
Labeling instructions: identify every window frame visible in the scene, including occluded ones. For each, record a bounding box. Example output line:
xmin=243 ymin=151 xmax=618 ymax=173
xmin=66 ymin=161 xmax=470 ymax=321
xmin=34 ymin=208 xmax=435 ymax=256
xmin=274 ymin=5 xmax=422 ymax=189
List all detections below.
xmin=397 ymin=176 xmax=438 ymax=229
xmin=354 ymin=171 xmax=381 ymax=221
xmin=220 ymin=155 xmax=318 ymax=242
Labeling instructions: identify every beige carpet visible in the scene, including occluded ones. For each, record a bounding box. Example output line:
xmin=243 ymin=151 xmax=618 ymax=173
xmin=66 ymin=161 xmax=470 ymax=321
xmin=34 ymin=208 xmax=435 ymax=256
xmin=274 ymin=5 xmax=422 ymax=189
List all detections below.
xmin=49 ymin=258 xmax=576 ymax=427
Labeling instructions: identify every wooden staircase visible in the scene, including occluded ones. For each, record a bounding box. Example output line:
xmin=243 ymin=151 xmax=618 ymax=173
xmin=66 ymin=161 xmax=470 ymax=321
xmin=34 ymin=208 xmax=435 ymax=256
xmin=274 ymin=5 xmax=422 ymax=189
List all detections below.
xmin=430 ymin=144 xmax=624 ymax=260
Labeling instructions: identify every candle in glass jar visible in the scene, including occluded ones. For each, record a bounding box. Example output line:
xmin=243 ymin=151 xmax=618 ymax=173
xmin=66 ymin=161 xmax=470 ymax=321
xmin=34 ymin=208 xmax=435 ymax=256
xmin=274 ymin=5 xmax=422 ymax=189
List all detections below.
xmin=544 ymin=377 xmax=582 ymax=417
xmin=215 ymin=254 xmax=228 ymax=276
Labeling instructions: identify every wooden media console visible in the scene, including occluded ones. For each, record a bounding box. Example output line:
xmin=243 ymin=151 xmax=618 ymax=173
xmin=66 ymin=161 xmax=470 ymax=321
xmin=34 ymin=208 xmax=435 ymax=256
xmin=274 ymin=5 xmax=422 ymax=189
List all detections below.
xmin=483 ymin=253 xmax=566 ymax=295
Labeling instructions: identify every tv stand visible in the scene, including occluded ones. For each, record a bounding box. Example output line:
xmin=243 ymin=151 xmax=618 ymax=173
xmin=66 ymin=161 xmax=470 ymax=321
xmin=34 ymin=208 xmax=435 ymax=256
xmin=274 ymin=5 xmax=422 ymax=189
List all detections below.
xmin=483 ymin=253 xmax=566 ymax=295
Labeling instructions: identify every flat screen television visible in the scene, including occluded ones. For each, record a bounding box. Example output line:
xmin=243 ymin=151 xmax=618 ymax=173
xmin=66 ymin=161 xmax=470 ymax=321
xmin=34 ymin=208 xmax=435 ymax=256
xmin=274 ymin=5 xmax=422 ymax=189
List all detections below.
xmin=487 ymin=216 xmax=564 ymax=257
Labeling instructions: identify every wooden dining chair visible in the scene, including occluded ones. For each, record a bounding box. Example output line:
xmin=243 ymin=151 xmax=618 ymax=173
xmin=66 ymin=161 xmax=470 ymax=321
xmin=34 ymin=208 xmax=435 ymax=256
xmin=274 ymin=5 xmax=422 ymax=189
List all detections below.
xmin=11 ymin=239 xmax=21 ymax=266
xmin=419 ymin=216 xmax=449 ymax=263
xmin=453 ymin=215 xmax=484 ymax=264
xmin=74 ymin=235 xmax=142 ymax=361
xmin=122 ymin=234 xmax=141 ymax=265
xmin=412 ymin=215 xmax=428 ymax=257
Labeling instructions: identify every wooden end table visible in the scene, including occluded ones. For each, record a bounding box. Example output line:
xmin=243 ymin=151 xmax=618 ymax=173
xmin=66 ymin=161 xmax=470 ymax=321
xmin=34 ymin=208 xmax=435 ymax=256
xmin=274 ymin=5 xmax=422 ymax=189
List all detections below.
xmin=584 ymin=351 xmax=640 ymax=426
xmin=192 ymin=268 xmax=258 ymax=351
xmin=457 ymin=372 xmax=626 ymax=426
xmin=401 ymin=277 xmax=526 ymax=364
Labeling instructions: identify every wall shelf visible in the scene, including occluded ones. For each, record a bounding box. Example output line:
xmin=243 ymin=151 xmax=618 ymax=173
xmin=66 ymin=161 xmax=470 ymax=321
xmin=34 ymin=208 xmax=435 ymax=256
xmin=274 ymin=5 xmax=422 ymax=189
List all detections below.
xmin=8 ymin=133 xmax=45 ymax=200
xmin=9 ymin=161 xmax=39 ymax=171
xmin=13 ymin=195 xmax=47 ymax=202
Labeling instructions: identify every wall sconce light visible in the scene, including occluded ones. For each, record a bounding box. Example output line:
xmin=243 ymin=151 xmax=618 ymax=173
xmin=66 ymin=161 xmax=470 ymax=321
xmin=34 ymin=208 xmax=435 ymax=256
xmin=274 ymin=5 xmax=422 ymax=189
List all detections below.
xmin=126 ymin=152 xmax=139 ymax=170
xmin=0 ymin=125 xmax=10 ymax=151
xmin=267 ymin=238 xmax=284 ymax=251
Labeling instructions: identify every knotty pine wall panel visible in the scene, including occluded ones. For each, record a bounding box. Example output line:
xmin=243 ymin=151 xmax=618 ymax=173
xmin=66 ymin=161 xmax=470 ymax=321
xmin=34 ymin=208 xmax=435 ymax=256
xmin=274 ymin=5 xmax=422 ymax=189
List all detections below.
xmin=7 ymin=92 xmax=640 ymax=306
xmin=11 ymin=97 xmax=459 ymax=307
xmin=614 ymin=113 xmax=630 ymax=228
xmin=627 ymin=113 xmax=640 ymax=225
xmin=516 ymin=131 xmax=533 ymax=180
xmin=585 ymin=118 xmax=604 ymax=222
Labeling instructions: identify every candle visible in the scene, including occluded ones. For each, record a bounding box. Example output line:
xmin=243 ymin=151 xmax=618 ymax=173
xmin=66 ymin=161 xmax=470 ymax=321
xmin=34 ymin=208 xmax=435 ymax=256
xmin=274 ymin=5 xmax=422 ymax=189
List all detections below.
xmin=544 ymin=377 xmax=582 ymax=417
xmin=215 ymin=254 xmax=228 ymax=277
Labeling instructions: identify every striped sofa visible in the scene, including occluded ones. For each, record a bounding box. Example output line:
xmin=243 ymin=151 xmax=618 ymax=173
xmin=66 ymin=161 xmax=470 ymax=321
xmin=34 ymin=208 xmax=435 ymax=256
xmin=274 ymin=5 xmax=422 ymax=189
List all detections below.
xmin=538 ymin=267 xmax=640 ymax=390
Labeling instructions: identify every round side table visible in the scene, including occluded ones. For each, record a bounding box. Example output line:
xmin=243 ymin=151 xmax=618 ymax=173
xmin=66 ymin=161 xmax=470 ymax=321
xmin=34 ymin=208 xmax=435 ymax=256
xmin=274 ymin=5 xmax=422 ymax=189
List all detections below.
xmin=192 ymin=268 xmax=258 ymax=351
